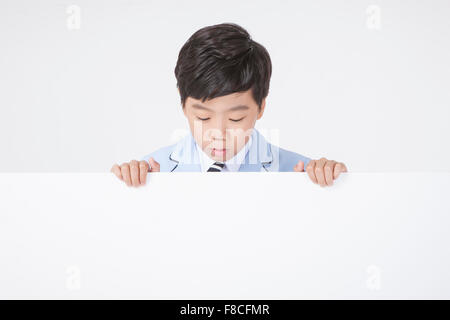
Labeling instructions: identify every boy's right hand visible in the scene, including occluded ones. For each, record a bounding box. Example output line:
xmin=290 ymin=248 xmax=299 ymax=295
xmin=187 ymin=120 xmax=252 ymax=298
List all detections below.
xmin=110 ymin=157 xmax=160 ymax=187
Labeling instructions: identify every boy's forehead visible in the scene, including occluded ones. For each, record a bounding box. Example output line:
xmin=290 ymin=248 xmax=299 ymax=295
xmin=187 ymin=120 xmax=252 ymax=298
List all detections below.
xmin=186 ymin=90 xmax=256 ymax=111
xmin=191 ymin=103 xmax=250 ymax=112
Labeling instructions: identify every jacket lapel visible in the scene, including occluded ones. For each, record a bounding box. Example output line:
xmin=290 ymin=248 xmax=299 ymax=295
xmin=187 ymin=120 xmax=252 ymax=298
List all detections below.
xmin=168 ymin=132 xmax=201 ymax=172
xmin=239 ymin=129 xmax=274 ymax=172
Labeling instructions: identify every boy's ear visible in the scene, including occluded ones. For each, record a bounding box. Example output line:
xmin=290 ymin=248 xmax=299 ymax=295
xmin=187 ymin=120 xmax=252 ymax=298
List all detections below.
xmin=256 ymin=98 xmax=266 ymax=120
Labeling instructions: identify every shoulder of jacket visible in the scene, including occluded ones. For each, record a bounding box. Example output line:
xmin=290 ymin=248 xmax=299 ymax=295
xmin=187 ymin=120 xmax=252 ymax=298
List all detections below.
xmin=269 ymin=144 xmax=312 ymax=172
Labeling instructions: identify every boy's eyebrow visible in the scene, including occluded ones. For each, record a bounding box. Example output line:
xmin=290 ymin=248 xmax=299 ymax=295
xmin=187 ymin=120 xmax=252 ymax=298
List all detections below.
xmin=192 ymin=103 xmax=250 ymax=111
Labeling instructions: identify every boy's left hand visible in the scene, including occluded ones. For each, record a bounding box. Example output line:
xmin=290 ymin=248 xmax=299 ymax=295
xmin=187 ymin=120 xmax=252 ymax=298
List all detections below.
xmin=293 ymin=158 xmax=348 ymax=187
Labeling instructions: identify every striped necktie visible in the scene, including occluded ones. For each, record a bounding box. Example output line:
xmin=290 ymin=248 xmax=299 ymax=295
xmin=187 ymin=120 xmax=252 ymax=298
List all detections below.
xmin=207 ymin=161 xmax=225 ymax=172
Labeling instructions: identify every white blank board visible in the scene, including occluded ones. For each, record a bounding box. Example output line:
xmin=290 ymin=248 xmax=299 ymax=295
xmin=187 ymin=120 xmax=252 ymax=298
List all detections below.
xmin=0 ymin=172 xmax=449 ymax=299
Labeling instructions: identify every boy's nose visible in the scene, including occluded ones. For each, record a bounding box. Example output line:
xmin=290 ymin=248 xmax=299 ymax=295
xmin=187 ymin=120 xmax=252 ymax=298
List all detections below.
xmin=210 ymin=127 xmax=227 ymax=140
xmin=211 ymin=136 xmax=226 ymax=147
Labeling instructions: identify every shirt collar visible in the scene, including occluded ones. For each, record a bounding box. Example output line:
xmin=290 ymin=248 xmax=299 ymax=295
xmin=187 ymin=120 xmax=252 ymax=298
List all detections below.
xmin=195 ymin=135 xmax=253 ymax=172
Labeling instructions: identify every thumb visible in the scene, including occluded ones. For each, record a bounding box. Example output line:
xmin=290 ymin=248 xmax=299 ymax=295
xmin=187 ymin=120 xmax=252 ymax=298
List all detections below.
xmin=293 ymin=160 xmax=305 ymax=172
xmin=148 ymin=157 xmax=160 ymax=172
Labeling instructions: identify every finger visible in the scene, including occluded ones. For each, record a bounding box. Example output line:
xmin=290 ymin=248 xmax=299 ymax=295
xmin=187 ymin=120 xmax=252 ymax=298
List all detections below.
xmin=324 ymin=160 xmax=337 ymax=186
xmin=334 ymin=162 xmax=348 ymax=179
xmin=315 ymin=157 xmax=327 ymax=187
xmin=110 ymin=164 xmax=123 ymax=180
xmin=139 ymin=160 xmax=149 ymax=185
xmin=293 ymin=160 xmax=304 ymax=172
xmin=305 ymin=160 xmax=318 ymax=184
xmin=148 ymin=157 xmax=160 ymax=172
xmin=129 ymin=160 xmax=141 ymax=187
xmin=120 ymin=163 xmax=132 ymax=186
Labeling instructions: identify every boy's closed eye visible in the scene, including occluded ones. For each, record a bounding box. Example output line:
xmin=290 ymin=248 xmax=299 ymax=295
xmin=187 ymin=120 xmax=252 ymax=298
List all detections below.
xmin=196 ymin=116 xmax=246 ymax=122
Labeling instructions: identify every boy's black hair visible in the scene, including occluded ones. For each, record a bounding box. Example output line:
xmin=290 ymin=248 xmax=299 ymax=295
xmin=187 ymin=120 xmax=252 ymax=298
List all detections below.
xmin=174 ymin=23 xmax=272 ymax=110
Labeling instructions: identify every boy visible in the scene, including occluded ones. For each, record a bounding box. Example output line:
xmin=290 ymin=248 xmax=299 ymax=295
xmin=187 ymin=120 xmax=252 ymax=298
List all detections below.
xmin=111 ymin=23 xmax=347 ymax=187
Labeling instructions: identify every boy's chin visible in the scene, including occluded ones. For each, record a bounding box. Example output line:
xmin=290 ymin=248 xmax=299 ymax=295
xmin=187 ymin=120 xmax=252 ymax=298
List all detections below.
xmin=211 ymin=154 xmax=228 ymax=162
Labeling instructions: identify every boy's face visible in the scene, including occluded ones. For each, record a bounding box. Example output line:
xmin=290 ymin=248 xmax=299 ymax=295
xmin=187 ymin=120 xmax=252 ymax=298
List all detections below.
xmin=183 ymin=89 xmax=265 ymax=162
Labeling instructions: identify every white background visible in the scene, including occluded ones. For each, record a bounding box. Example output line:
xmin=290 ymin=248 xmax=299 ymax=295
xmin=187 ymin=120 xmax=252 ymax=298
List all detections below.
xmin=1 ymin=0 xmax=450 ymax=172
